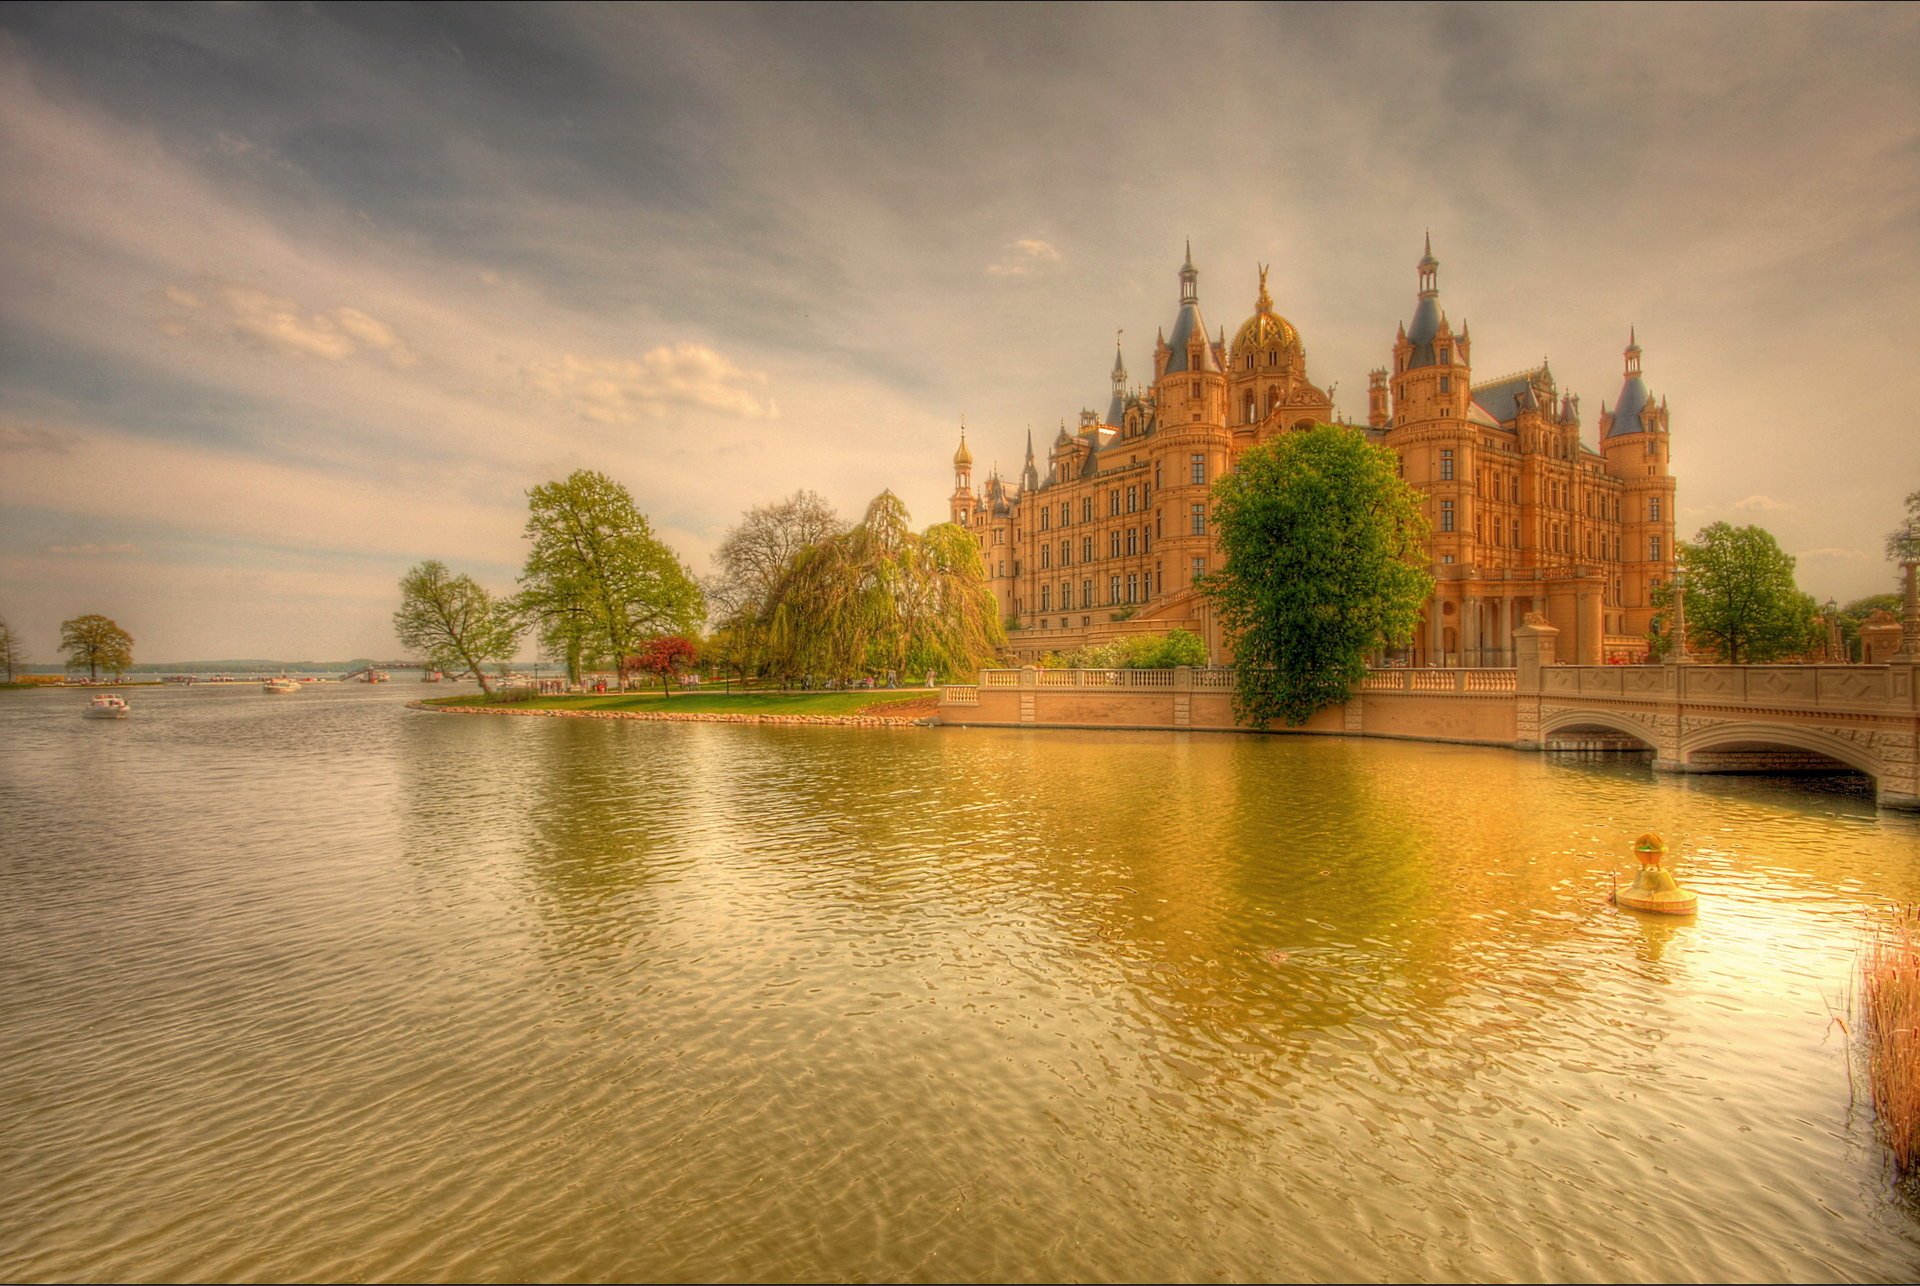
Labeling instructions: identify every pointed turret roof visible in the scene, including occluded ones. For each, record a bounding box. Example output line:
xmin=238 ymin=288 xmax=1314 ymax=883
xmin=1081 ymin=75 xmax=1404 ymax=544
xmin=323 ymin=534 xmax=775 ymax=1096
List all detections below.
xmin=1607 ymin=329 xmax=1655 ymax=438
xmin=1405 ymin=235 xmax=1446 ymax=366
xmin=1163 ymin=243 xmax=1217 ymax=374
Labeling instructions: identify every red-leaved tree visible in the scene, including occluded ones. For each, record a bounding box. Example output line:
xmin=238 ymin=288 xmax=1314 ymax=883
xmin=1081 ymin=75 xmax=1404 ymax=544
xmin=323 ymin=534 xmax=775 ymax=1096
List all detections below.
xmin=629 ymin=634 xmax=699 ymax=697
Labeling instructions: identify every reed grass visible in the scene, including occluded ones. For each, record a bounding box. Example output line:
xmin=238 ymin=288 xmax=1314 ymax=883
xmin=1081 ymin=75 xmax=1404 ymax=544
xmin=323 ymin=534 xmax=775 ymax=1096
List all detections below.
xmin=1862 ymin=905 xmax=1920 ymax=1173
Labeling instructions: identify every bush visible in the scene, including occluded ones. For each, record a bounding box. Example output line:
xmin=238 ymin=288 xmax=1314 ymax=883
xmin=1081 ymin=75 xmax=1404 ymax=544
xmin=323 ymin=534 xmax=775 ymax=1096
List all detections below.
xmin=1043 ymin=629 xmax=1208 ymax=670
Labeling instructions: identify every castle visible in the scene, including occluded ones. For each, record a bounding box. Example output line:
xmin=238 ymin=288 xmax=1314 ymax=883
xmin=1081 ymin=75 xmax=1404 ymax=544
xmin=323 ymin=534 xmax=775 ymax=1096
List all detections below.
xmin=946 ymin=240 xmax=1677 ymax=667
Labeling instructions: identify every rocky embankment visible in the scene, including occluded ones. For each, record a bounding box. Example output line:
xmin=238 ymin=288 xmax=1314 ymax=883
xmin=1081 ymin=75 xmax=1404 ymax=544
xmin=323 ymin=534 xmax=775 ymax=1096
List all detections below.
xmin=408 ymin=700 xmax=938 ymax=727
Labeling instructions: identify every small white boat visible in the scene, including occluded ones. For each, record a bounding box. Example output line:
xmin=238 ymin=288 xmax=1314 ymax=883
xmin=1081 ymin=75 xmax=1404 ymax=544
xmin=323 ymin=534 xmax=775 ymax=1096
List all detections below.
xmin=83 ymin=693 xmax=129 ymax=719
xmin=263 ymin=677 xmax=302 ymax=694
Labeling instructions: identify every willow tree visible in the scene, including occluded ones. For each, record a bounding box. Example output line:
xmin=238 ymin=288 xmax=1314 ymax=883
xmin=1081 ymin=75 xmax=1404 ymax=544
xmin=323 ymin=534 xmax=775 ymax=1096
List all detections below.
xmin=1205 ymin=425 xmax=1431 ymax=727
xmin=709 ymin=491 xmax=846 ymax=677
xmin=518 ymin=470 xmax=704 ymax=687
xmin=758 ymin=491 xmax=1003 ymax=682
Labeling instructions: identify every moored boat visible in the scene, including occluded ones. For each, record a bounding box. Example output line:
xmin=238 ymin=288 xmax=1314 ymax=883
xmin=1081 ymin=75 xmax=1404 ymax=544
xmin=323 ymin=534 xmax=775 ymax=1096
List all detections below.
xmin=263 ymin=677 xmax=302 ymax=694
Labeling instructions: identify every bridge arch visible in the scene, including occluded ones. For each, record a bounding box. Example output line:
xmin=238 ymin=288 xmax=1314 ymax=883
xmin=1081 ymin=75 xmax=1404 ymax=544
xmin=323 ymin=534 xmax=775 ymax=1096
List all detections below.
xmin=1677 ymin=720 xmax=1883 ymax=782
xmin=1538 ymin=709 xmax=1660 ymax=750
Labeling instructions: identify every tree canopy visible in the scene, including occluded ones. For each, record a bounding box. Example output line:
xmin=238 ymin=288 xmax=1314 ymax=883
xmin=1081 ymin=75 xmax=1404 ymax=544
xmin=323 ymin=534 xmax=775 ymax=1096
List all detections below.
xmin=392 ymin=560 xmax=523 ymax=694
xmin=60 ymin=614 xmax=134 ymax=681
xmin=1204 ymin=425 xmax=1432 ymax=726
xmin=629 ymin=634 xmax=700 ymax=696
xmin=517 ymin=470 xmax=704 ymax=685
xmin=1658 ymin=521 xmax=1817 ymax=664
xmin=0 ymin=613 xmax=24 ymax=682
xmin=757 ymin=491 xmax=1005 ymax=682
xmin=1887 ymin=488 xmax=1920 ymax=564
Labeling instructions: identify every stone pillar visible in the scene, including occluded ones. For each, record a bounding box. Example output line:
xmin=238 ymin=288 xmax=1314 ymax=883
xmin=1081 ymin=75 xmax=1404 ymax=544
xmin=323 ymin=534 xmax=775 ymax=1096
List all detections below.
xmin=1577 ymin=575 xmax=1604 ymax=666
xmin=1464 ymin=595 xmax=1481 ymax=666
xmin=1669 ymin=569 xmax=1694 ymax=664
xmin=1512 ymin=615 xmax=1558 ymax=751
xmin=1888 ymin=555 xmax=1920 ymax=809
xmin=1428 ymin=601 xmax=1444 ymax=667
xmin=1515 ymin=615 xmax=1557 ymax=692
xmin=1897 ymin=556 xmax=1920 ymax=661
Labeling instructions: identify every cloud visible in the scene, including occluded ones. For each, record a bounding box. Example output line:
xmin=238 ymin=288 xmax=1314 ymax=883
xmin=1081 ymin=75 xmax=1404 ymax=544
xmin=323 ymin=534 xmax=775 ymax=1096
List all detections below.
xmin=0 ymin=423 xmax=82 ymax=453
xmin=44 ymin=542 xmax=142 ymax=556
xmin=1731 ymin=494 xmax=1791 ymax=513
xmin=1794 ymin=546 xmax=1873 ymax=562
xmin=162 ymin=278 xmax=420 ymax=367
xmin=987 ymin=238 xmax=1061 ymax=278
xmin=523 ymin=343 xmax=775 ymax=423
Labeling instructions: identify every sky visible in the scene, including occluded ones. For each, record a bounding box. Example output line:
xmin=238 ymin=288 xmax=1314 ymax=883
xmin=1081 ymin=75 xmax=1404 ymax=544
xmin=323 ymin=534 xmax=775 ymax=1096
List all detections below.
xmin=1 ymin=2 xmax=1916 ymax=661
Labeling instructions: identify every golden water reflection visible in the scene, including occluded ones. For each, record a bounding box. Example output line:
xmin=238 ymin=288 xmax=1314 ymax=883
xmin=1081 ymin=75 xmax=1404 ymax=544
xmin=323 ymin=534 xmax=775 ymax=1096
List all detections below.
xmin=2 ymin=686 xmax=1918 ymax=1281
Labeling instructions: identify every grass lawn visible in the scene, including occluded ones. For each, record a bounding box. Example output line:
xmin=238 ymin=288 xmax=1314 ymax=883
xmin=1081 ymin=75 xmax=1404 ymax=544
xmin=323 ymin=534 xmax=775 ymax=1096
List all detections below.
xmin=424 ymin=689 xmax=938 ymax=717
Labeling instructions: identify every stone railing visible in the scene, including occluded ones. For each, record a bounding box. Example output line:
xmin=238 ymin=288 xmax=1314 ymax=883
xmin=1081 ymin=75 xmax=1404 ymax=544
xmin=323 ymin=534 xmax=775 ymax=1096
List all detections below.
xmin=1537 ymin=663 xmax=1900 ymax=715
xmin=967 ymin=666 xmax=1515 ymax=695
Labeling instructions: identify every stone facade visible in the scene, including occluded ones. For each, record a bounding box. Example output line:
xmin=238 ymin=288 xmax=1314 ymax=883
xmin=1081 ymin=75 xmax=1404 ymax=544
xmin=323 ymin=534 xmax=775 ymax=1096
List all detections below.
xmin=947 ymin=242 xmax=1678 ymax=667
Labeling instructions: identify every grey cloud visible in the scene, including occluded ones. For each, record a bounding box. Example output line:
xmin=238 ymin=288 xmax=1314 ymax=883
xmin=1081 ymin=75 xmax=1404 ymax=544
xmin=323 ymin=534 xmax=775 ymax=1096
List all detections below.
xmin=0 ymin=421 xmax=81 ymax=453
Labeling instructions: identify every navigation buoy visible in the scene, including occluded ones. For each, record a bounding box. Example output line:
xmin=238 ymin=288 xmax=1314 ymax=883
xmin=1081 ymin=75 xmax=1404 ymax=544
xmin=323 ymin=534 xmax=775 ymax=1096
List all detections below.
xmin=1611 ymin=833 xmax=1698 ymax=915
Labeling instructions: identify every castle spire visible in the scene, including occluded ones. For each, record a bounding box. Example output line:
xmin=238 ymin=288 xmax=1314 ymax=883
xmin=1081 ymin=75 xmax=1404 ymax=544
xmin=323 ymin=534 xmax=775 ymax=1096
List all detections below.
xmin=1106 ymin=337 xmax=1129 ymax=427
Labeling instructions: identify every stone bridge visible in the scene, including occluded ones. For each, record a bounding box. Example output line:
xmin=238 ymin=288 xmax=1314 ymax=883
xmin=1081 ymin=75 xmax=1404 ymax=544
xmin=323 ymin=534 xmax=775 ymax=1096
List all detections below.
xmin=1512 ymin=620 xmax=1918 ymax=809
xmin=940 ymin=618 xmax=1920 ymax=811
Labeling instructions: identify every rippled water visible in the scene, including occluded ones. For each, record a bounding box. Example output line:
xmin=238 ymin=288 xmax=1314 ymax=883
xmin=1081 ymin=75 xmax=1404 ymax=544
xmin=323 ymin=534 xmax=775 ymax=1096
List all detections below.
xmin=3 ymin=681 xmax=1919 ymax=1281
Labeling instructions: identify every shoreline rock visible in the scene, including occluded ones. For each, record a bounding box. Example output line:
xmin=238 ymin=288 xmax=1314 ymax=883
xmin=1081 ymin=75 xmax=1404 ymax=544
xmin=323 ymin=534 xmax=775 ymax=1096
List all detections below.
xmin=407 ymin=700 xmax=937 ymax=728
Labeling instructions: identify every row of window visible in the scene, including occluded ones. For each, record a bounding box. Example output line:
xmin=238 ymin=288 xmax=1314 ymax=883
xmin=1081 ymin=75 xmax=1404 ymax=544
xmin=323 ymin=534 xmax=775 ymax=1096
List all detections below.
xmin=1032 ymin=455 xmax=1219 ymax=528
xmin=1029 ymin=554 xmax=1213 ymax=616
xmin=1036 ymin=525 xmax=1161 ymax=569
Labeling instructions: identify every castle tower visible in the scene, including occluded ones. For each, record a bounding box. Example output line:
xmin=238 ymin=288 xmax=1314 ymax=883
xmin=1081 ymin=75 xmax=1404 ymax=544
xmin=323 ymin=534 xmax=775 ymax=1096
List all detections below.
xmin=1151 ymin=244 xmax=1231 ymax=598
xmin=1368 ymin=369 xmax=1390 ymax=428
xmin=1388 ymin=235 xmax=1476 ymax=566
xmin=1601 ymin=329 xmax=1676 ymax=634
xmin=949 ymin=426 xmax=974 ymax=526
xmin=1021 ymin=428 xmax=1040 ymax=493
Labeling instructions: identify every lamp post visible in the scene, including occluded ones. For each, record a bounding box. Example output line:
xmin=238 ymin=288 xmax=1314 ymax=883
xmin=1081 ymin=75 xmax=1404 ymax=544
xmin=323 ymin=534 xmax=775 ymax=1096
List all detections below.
xmin=1669 ymin=566 xmax=1692 ymax=665
xmin=1824 ymin=596 xmax=1842 ymax=664
xmin=1898 ymin=519 xmax=1920 ymax=663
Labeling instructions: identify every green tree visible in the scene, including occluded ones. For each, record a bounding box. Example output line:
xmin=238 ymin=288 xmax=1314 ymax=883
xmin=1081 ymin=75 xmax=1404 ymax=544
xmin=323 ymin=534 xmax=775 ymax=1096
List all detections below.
xmin=517 ymin=470 xmax=704 ymax=688
xmin=0 ymin=614 xmax=25 ymax=682
xmin=759 ymin=491 xmax=1004 ymax=683
xmin=1204 ymin=425 xmax=1432 ymax=727
xmin=709 ymin=490 xmax=845 ymax=678
xmin=59 ymin=614 xmax=133 ymax=681
xmin=1885 ymin=488 xmax=1920 ymax=563
xmin=392 ymin=561 xmax=524 ymax=695
xmin=1658 ymin=521 xmax=1818 ymax=663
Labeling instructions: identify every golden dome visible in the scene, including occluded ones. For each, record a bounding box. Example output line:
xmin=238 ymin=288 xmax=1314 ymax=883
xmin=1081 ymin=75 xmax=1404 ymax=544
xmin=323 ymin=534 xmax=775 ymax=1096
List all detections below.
xmin=953 ymin=428 xmax=972 ymax=468
xmin=1230 ymin=265 xmax=1301 ymax=359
